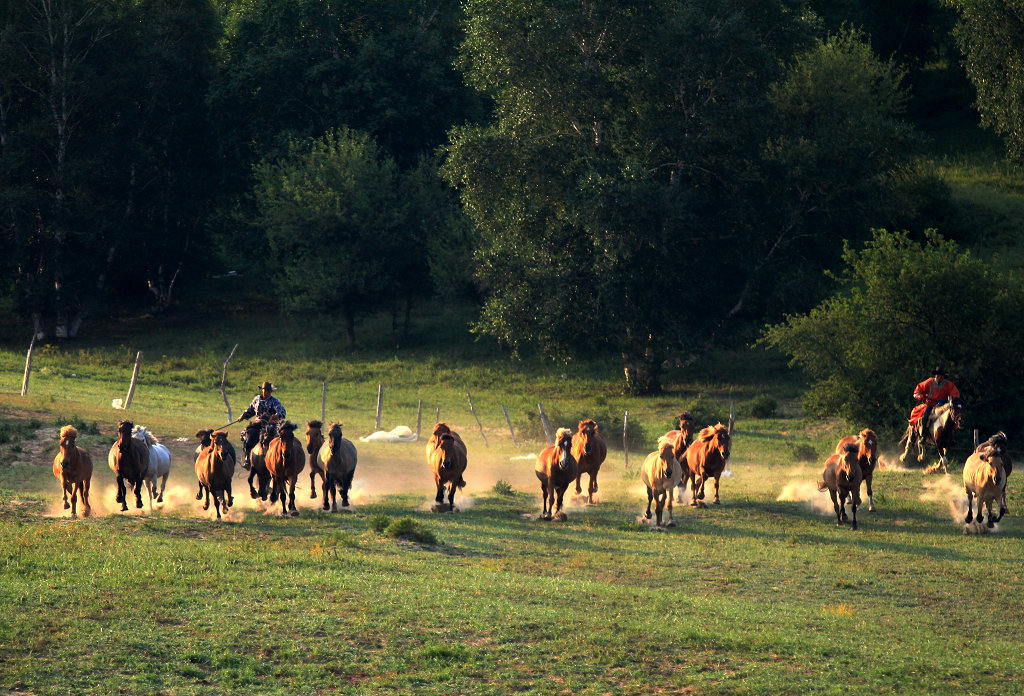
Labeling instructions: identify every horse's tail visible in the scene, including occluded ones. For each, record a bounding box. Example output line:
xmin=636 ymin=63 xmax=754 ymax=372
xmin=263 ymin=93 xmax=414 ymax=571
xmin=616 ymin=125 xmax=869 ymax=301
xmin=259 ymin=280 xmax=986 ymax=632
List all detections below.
xmin=456 ymin=476 xmax=467 ymax=489
xmin=817 ymin=480 xmax=828 ymax=492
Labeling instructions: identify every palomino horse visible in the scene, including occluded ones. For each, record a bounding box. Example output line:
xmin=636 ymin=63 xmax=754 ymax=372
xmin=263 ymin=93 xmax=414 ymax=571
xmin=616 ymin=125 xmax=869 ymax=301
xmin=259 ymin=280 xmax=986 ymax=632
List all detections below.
xmin=107 ymin=420 xmax=151 ymax=511
xmin=964 ymin=432 xmax=1010 ymax=528
xmin=818 ymin=442 xmax=863 ymax=529
xmin=899 ymin=397 xmax=964 ymax=473
xmin=642 ymin=439 xmax=681 ymax=527
xmin=664 ymin=411 xmax=696 ymax=503
xmin=133 ymin=425 xmax=171 ymax=504
xmin=834 ymin=428 xmax=879 ymax=511
xmin=53 ymin=425 xmax=93 ymax=517
xmin=535 ymin=428 xmax=578 ymax=521
xmin=317 ymin=423 xmax=358 ymax=511
xmin=682 ymin=423 xmax=731 ymax=507
xmin=571 ymin=419 xmax=607 ymax=504
xmin=305 ymin=420 xmax=327 ymax=499
xmin=426 ymin=424 xmax=468 ymax=512
xmin=194 ymin=431 xmax=235 ymax=520
xmin=265 ymin=421 xmax=306 ymax=516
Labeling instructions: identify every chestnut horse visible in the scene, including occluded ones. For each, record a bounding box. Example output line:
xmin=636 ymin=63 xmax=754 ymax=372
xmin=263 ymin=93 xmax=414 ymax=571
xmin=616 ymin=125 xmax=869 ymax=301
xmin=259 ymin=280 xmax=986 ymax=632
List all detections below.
xmin=194 ymin=428 xmax=238 ymax=502
xmin=964 ymin=432 xmax=1010 ymax=528
xmin=664 ymin=411 xmax=696 ymax=503
xmin=53 ymin=425 xmax=92 ymax=517
xmin=834 ymin=428 xmax=879 ymax=511
xmin=535 ymin=428 xmax=578 ymax=521
xmin=571 ymin=419 xmax=607 ymax=504
xmin=898 ymin=397 xmax=964 ymax=473
xmin=317 ymin=422 xmax=358 ymax=511
xmin=305 ymin=420 xmax=327 ymax=499
xmin=642 ymin=439 xmax=681 ymax=527
xmin=818 ymin=443 xmax=863 ymax=529
xmin=107 ymin=420 xmax=150 ymax=511
xmin=133 ymin=425 xmax=171 ymax=504
xmin=195 ymin=431 xmax=236 ymax=520
xmin=426 ymin=424 xmax=467 ymax=512
xmin=265 ymin=421 xmax=306 ymax=516
xmin=682 ymin=423 xmax=731 ymax=507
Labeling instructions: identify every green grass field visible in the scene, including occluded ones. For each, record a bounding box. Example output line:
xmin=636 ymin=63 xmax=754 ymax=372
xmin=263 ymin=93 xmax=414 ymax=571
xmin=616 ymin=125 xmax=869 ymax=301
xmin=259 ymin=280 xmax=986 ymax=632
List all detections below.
xmin=1 ymin=307 xmax=1020 ymax=695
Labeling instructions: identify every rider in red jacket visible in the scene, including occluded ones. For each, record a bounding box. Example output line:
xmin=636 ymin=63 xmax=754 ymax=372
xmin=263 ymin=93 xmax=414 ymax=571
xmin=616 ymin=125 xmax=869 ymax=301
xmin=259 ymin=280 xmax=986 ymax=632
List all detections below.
xmin=909 ymin=367 xmax=960 ymax=439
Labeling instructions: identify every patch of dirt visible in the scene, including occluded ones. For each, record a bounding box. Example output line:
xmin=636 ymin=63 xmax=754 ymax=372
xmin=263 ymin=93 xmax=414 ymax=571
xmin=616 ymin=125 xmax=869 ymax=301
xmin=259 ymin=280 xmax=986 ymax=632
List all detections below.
xmin=6 ymin=426 xmax=59 ymax=467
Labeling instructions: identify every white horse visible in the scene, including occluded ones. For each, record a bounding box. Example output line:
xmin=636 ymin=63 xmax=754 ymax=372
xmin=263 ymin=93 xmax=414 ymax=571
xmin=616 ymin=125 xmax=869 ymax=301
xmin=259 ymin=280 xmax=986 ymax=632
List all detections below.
xmin=133 ymin=425 xmax=172 ymax=503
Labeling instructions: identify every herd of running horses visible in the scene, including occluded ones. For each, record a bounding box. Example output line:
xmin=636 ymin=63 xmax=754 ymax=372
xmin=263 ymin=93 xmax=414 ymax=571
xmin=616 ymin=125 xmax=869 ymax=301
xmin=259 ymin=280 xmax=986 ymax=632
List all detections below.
xmin=46 ymin=400 xmax=1011 ymax=531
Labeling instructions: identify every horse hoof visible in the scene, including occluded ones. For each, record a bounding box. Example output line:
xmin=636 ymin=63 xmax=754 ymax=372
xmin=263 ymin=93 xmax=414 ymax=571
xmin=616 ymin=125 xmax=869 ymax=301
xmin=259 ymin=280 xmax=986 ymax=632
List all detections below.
xmin=557 ymin=512 xmax=567 ymax=521
xmin=157 ymin=496 xmax=164 ymax=503
xmin=121 ymin=504 xmax=129 ymax=512
xmin=310 ymin=492 xmax=316 ymax=498
xmin=868 ymin=504 xmax=876 ymax=512
xmin=666 ymin=520 xmax=676 ymax=527
xmin=851 ymin=522 xmax=858 ymax=530
xmin=644 ymin=511 xmax=652 ymax=519
xmin=713 ymin=499 xmax=720 ymax=505
xmin=290 ymin=510 xmax=300 ymax=517
xmin=63 ymin=501 xmax=70 ymax=510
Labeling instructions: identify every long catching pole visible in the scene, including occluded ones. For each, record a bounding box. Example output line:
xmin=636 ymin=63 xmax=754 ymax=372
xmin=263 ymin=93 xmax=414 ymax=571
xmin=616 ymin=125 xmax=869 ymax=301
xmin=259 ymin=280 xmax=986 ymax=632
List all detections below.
xmin=220 ymin=344 xmax=238 ymax=422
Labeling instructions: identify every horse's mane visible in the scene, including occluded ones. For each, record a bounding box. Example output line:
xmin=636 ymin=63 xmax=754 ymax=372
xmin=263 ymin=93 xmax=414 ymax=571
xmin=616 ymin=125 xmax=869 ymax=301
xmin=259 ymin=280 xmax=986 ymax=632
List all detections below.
xmin=678 ymin=411 xmax=695 ymax=425
xmin=699 ymin=423 xmax=727 ymax=441
xmin=132 ymin=424 xmax=157 ymax=446
xmin=307 ymin=419 xmax=323 ymax=429
xmin=578 ymin=419 xmax=598 ymax=432
xmin=59 ymin=425 xmax=78 ymax=441
xmin=555 ymin=427 xmax=572 ymax=442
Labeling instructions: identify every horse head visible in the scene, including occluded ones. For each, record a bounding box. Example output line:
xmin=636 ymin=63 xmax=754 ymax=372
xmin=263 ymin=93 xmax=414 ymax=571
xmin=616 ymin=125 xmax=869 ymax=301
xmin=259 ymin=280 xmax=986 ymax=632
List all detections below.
xmin=700 ymin=423 xmax=731 ymax=460
xmin=577 ymin=419 xmax=599 ymax=455
xmin=279 ymin=421 xmax=298 ymax=444
xmin=195 ymin=428 xmax=214 ymax=449
xmin=838 ymin=442 xmax=860 ymax=484
xmin=438 ymin=433 xmax=458 ymax=470
xmin=555 ymin=428 xmax=574 ymax=470
xmin=117 ymin=420 xmax=134 ymax=454
xmin=306 ymin=420 xmax=324 ymax=455
xmin=677 ymin=411 xmax=696 ymax=440
xmin=858 ymin=428 xmax=878 ymax=462
xmin=327 ymin=423 xmax=344 ymax=455
xmin=658 ymin=439 xmax=676 ymax=478
xmin=59 ymin=425 xmax=79 ymax=449
xmin=979 ymin=431 xmax=1009 ymax=463
xmin=948 ymin=397 xmax=965 ymax=429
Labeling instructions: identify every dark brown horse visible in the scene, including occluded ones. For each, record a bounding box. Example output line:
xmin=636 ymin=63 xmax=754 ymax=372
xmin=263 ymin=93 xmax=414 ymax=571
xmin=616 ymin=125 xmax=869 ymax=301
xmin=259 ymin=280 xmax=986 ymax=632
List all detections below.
xmin=266 ymin=421 xmax=306 ymax=516
xmin=682 ymin=423 xmax=731 ymax=507
xmin=53 ymin=425 xmax=92 ymax=517
xmin=899 ymin=397 xmax=964 ymax=473
xmin=317 ymin=422 xmax=358 ymax=511
xmin=426 ymin=424 xmax=468 ymax=512
xmin=305 ymin=420 xmax=326 ymax=499
xmin=571 ymin=419 xmax=607 ymax=504
xmin=245 ymin=422 xmax=274 ymax=500
xmin=195 ymin=431 xmax=236 ymax=520
xmin=107 ymin=420 xmax=150 ymax=511
xmin=665 ymin=411 xmax=696 ymax=503
xmin=834 ymin=428 xmax=879 ymax=511
xmin=818 ymin=443 xmax=863 ymax=529
xmin=194 ymin=428 xmax=238 ymax=503
xmin=535 ymin=428 xmax=578 ymax=521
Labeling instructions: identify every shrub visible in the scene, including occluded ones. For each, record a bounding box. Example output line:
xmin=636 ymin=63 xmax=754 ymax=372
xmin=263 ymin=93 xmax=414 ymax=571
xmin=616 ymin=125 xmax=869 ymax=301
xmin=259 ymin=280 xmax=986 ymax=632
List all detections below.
xmin=491 ymin=480 xmax=515 ymax=496
xmin=366 ymin=513 xmax=391 ymax=533
xmin=790 ymin=443 xmax=820 ymax=463
xmin=384 ymin=517 xmax=438 ymax=545
xmin=744 ymin=395 xmax=778 ymax=419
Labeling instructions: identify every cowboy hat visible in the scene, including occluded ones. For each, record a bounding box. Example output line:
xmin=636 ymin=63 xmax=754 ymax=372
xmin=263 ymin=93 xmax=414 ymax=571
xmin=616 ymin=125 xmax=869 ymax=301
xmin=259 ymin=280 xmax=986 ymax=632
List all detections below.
xmin=931 ymin=367 xmax=947 ymax=377
xmin=258 ymin=381 xmax=276 ymax=391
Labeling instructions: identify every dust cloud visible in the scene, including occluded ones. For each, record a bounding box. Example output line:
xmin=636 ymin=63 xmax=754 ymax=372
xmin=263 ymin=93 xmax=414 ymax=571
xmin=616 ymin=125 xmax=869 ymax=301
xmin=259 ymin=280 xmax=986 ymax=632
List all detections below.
xmin=776 ymin=466 xmax=835 ymax=516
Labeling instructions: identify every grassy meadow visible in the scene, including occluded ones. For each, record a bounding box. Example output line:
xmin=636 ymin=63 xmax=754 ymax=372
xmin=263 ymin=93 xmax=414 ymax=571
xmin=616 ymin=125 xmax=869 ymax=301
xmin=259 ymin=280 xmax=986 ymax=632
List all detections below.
xmin=0 ymin=302 xmax=1021 ymax=695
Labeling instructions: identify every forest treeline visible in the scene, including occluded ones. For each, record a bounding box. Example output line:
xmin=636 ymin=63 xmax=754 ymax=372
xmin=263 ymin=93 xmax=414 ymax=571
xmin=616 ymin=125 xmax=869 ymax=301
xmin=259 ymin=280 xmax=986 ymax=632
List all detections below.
xmin=2 ymin=0 xmax=1023 ymax=405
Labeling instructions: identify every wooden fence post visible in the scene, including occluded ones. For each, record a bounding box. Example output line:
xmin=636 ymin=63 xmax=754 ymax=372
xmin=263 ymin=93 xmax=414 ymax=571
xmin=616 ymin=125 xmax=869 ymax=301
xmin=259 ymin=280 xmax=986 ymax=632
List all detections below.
xmin=973 ymin=429 xmax=979 ymax=449
xmin=321 ymin=381 xmax=327 ymax=423
xmin=376 ymin=384 xmax=383 ymax=430
xmin=502 ymin=404 xmax=518 ymax=446
xmin=466 ymin=390 xmax=488 ymax=446
xmin=20 ymin=335 xmax=35 ymax=397
xmin=220 ymin=344 xmax=237 ymax=422
xmin=416 ymin=399 xmax=423 ymax=440
xmin=623 ymin=410 xmax=630 ymax=472
xmin=435 ymin=406 xmax=440 ymax=425
xmin=538 ymin=403 xmax=554 ymax=444
xmin=124 ymin=351 xmax=143 ymax=410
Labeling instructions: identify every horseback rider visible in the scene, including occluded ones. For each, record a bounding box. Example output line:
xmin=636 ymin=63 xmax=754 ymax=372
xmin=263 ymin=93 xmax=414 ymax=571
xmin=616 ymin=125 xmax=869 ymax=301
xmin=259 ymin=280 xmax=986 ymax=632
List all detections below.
xmin=237 ymin=380 xmax=286 ymax=467
xmin=910 ymin=367 xmax=960 ymax=441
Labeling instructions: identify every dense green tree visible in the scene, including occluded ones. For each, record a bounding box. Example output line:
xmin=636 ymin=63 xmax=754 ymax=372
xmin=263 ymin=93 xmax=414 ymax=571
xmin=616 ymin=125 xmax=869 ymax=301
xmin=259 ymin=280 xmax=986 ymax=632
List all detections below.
xmin=252 ymin=128 xmax=409 ymax=348
xmin=946 ymin=0 xmax=1024 ymax=160
xmin=762 ymin=229 xmax=1024 ymax=440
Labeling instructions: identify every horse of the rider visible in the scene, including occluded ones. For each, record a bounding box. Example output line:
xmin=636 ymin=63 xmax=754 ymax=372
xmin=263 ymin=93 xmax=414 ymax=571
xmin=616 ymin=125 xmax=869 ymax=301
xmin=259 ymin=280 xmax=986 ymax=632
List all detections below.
xmin=909 ymin=367 xmax=960 ymax=441
xmin=237 ymin=380 xmax=286 ymax=468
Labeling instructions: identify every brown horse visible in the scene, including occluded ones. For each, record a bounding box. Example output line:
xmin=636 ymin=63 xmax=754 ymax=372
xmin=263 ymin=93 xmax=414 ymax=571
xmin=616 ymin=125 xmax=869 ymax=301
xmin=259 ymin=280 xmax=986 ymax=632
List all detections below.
xmin=305 ymin=420 xmax=326 ymax=499
xmin=818 ymin=443 xmax=863 ymax=529
xmin=53 ymin=425 xmax=93 ymax=517
xmin=571 ymin=419 xmax=607 ymax=504
xmin=665 ymin=411 xmax=697 ymax=503
xmin=899 ymin=397 xmax=964 ymax=473
xmin=245 ymin=422 xmax=274 ymax=500
xmin=317 ymin=423 xmax=358 ymax=511
xmin=535 ymin=427 xmax=578 ymax=521
xmin=682 ymin=423 xmax=731 ymax=507
xmin=265 ymin=421 xmax=306 ymax=516
xmin=834 ymin=428 xmax=879 ymax=511
xmin=642 ymin=439 xmax=681 ymax=527
xmin=195 ymin=431 xmax=236 ymax=520
xmin=107 ymin=420 xmax=150 ymax=511
xmin=194 ymin=428 xmax=238 ymax=502
xmin=427 ymin=424 xmax=468 ymax=512
xmin=965 ymin=432 xmax=1010 ymax=528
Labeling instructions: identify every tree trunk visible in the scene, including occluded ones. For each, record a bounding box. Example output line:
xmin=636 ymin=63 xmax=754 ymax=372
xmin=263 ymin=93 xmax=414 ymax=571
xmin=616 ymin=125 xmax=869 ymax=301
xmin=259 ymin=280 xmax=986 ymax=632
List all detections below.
xmin=345 ymin=312 xmax=356 ymax=349
xmin=621 ymin=334 xmax=662 ymax=395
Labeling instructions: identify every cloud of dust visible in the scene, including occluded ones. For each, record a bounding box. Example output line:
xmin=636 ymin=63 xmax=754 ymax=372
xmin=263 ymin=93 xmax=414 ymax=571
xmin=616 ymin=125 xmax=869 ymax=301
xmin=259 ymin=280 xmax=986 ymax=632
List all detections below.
xmin=776 ymin=466 xmax=835 ymax=516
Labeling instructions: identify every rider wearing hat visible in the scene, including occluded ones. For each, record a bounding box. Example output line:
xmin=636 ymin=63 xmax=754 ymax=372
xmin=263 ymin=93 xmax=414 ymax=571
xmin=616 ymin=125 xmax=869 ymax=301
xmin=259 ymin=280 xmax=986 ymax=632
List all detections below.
xmin=237 ymin=380 xmax=286 ymax=467
xmin=910 ymin=367 xmax=960 ymax=440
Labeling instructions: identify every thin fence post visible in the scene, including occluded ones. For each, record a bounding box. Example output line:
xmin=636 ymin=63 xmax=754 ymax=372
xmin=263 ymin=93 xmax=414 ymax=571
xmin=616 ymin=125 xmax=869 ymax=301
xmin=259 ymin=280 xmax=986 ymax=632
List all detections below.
xmin=724 ymin=401 xmax=735 ymax=476
xmin=466 ymin=390 xmax=488 ymax=446
xmin=416 ymin=399 xmax=423 ymax=440
xmin=973 ymin=429 xmax=979 ymax=449
xmin=321 ymin=381 xmax=327 ymax=423
xmin=220 ymin=344 xmax=238 ymax=422
xmin=623 ymin=410 xmax=630 ymax=473
xmin=20 ymin=335 xmax=35 ymax=397
xmin=435 ymin=406 xmax=440 ymax=424
xmin=376 ymin=384 xmax=383 ymax=430
xmin=538 ymin=403 xmax=554 ymax=444
xmin=124 ymin=351 xmax=143 ymax=410
xmin=502 ymin=404 xmax=518 ymax=446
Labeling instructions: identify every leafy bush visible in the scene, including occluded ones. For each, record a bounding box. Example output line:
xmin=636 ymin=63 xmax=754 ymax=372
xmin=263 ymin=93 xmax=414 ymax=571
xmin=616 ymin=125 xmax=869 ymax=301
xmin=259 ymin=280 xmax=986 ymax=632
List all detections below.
xmin=384 ymin=517 xmax=438 ymax=545
xmin=366 ymin=513 xmax=391 ymax=533
xmin=790 ymin=443 xmax=820 ymax=463
xmin=491 ymin=480 xmax=515 ymax=496
xmin=743 ymin=395 xmax=778 ymax=419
